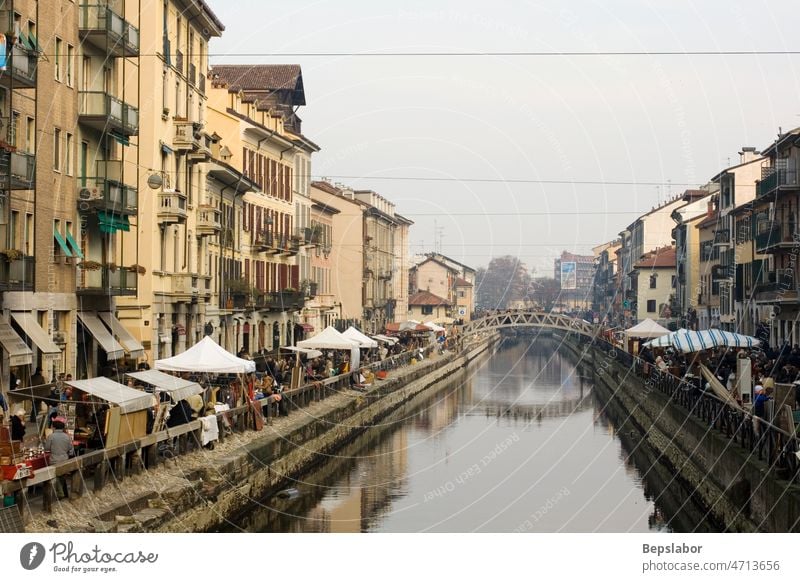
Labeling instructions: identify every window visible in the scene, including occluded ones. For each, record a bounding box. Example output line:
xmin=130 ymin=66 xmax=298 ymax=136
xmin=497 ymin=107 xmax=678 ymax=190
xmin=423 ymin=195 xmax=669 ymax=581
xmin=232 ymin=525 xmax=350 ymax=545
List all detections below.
xmin=65 ymin=133 xmax=73 ymax=175
xmin=8 ymin=110 xmax=18 ymax=147
xmin=24 ymin=213 xmax=32 ymax=255
xmin=66 ymin=44 xmax=74 ymax=86
xmin=421 ymin=306 xmax=434 ymax=315
xmin=53 ymin=128 xmax=61 ymax=171
xmin=55 ymin=37 xmax=62 ymax=81
xmin=458 ymin=290 xmax=465 ymax=298
xmin=649 ymin=274 xmax=657 ymax=289
xmin=647 ymin=299 xmax=656 ymax=313
xmin=671 ymin=275 xmax=676 ymax=288
xmin=25 ymin=117 xmax=34 ymax=153
xmin=9 ymin=211 xmax=18 ymax=249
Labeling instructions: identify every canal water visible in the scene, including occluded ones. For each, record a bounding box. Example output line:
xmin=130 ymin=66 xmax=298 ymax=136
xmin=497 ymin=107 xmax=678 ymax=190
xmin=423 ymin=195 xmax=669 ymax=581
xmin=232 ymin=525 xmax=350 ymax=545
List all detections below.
xmin=225 ymin=338 xmax=721 ymax=533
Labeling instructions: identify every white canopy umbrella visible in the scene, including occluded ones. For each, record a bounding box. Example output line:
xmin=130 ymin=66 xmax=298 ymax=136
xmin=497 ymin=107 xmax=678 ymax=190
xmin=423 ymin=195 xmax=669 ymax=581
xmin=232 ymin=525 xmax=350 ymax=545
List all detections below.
xmin=126 ymin=369 xmax=203 ymax=402
xmin=624 ymin=318 xmax=671 ymax=339
xmin=423 ymin=321 xmax=446 ymax=333
xmin=342 ymin=326 xmax=379 ymax=348
xmin=644 ymin=329 xmax=760 ymax=353
xmin=155 ymin=336 xmax=256 ymax=373
xmin=298 ymin=326 xmax=362 ymax=370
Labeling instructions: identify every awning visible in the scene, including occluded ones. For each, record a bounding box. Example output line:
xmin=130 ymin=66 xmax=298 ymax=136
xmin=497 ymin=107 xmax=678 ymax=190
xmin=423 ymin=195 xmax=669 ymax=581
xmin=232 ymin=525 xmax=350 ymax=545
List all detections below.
xmin=126 ymin=370 xmax=202 ymax=402
xmin=77 ymin=312 xmax=125 ymax=360
xmin=64 ymin=377 xmax=153 ymax=414
xmin=10 ymin=312 xmax=62 ymax=363
xmin=0 ymin=319 xmax=33 ymax=366
xmin=65 ymin=230 xmax=84 ymax=259
xmin=53 ymin=228 xmax=73 ymax=257
xmin=98 ymin=211 xmax=130 ymax=234
xmin=160 ymin=142 xmax=174 ymax=155
xmin=298 ymin=323 xmax=314 ymax=332
xmin=98 ymin=312 xmax=145 ymax=359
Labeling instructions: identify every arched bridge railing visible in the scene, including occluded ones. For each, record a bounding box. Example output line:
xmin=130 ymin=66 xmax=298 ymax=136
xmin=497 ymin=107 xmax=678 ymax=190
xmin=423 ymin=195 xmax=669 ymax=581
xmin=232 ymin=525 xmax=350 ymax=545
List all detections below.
xmin=458 ymin=311 xmax=598 ymax=339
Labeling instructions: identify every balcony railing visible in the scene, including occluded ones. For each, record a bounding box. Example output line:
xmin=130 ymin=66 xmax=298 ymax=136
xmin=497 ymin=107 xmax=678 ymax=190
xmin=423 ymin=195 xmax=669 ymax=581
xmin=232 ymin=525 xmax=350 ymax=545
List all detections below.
xmin=78 ymin=2 xmax=140 ymax=57
xmin=173 ymin=119 xmax=202 ymax=151
xmin=0 ymin=42 xmax=38 ymax=88
xmin=197 ymin=205 xmax=222 ymax=236
xmin=78 ymin=160 xmax=137 ymax=215
xmin=221 ymin=292 xmax=249 ymax=311
xmin=79 ymin=91 xmax=139 ymax=136
xmin=157 ymin=190 xmax=187 ymax=223
xmin=0 ymin=256 xmax=34 ymax=291
xmin=0 ymin=150 xmax=35 ymax=190
xmin=254 ymin=291 xmax=305 ymax=311
xmin=757 ymin=167 xmax=799 ymax=198
xmin=76 ymin=265 xmax=137 ymax=296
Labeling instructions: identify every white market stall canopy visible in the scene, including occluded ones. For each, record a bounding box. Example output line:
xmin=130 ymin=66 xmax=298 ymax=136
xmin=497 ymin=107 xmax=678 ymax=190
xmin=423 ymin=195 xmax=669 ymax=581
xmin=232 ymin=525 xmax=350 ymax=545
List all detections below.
xmin=624 ymin=318 xmax=671 ymax=339
xmin=155 ymin=336 xmax=256 ymax=373
xmin=64 ymin=377 xmax=153 ymax=414
xmin=342 ymin=326 xmax=379 ymax=348
xmin=126 ymin=369 xmax=203 ymax=402
xmin=644 ymin=329 xmax=761 ymax=353
xmin=297 ymin=326 xmax=361 ymax=350
xmin=282 ymin=346 xmax=324 ymax=359
xmin=372 ymin=334 xmax=398 ymax=345
xmin=423 ymin=321 xmax=446 ymax=332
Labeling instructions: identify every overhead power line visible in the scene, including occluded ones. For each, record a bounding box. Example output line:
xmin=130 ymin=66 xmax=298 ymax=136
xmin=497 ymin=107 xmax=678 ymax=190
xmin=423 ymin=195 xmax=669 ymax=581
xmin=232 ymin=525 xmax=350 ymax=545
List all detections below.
xmin=313 ymin=175 xmax=699 ymax=187
xmin=208 ymin=50 xmax=800 ymax=57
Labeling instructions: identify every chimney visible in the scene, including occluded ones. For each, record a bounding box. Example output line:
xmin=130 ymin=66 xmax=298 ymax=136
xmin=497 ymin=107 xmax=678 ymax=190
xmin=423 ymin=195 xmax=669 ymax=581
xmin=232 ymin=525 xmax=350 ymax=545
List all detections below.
xmin=707 ymin=199 xmax=714 ymax=217
xmin=739 ymin=146 xmax=759 ymax=164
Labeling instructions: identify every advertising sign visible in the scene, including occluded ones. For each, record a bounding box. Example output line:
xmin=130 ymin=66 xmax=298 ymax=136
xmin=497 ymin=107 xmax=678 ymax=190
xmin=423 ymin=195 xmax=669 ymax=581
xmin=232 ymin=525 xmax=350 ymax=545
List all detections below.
xmin=560 ymin=261 xmax=577 ymax=290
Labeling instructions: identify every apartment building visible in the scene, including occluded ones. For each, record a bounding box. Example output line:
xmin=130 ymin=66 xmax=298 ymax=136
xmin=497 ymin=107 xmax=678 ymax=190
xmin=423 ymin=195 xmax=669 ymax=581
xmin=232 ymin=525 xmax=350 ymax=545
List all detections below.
xmin=591 ymin=239 xmax=620 ymax=319
xmin=633 ymin=246 xmax=676 ymax=326
xmin=408 ymin=252 xmax=476 ymax=322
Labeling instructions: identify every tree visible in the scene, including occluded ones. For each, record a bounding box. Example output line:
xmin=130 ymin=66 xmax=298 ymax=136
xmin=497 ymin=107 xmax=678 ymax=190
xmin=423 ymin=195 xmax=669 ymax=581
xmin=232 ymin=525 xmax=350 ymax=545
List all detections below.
xmin=475 ymin=255 xmax=531 ymax=311
xmin=528 ymin=277 xmax=562 ymax=311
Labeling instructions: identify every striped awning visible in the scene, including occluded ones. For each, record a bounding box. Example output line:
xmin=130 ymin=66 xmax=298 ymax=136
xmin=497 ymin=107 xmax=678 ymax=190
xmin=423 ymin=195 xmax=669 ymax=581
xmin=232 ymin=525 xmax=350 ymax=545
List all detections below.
xmin=644 ymin=329 xmax=760 ymax=353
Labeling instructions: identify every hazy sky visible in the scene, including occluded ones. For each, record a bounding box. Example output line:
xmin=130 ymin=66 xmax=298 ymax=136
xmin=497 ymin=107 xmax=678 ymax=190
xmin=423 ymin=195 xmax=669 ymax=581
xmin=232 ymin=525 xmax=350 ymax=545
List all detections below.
xmin=209 ymin=0 xmax=800 ymax=274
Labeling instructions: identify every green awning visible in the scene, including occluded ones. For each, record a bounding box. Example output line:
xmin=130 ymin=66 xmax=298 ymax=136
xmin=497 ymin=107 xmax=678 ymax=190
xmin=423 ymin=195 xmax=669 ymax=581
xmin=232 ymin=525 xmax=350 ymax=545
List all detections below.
xmin=65 ymin=230 xmax=84 ymax=259
xmin=28 ymin=32 xmax=42 ymax=53
xmin=54 ymin=228 xmax=73 ymax=257
xmin=98 ymin=212 xmax=130 ymax=234
xmin=110 ymin=132 xmax=130 ymax=146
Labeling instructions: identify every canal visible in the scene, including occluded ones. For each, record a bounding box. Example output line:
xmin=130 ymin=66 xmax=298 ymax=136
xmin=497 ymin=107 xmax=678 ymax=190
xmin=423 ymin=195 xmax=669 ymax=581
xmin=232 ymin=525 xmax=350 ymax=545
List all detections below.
xmin=224 ymin=338 xmax=721 ymax=532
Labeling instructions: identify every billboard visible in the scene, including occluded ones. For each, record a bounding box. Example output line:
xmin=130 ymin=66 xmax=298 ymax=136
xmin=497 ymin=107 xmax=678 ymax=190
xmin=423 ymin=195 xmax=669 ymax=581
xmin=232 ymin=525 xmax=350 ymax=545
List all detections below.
xmin=560 ymin=261 xmax=577 ymax=290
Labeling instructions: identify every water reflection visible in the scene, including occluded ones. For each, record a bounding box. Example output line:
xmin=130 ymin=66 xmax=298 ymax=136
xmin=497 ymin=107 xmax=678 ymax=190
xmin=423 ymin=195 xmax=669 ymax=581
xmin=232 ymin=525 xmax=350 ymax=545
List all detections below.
xmin=226 ymin=338 xmax=720 ymax=533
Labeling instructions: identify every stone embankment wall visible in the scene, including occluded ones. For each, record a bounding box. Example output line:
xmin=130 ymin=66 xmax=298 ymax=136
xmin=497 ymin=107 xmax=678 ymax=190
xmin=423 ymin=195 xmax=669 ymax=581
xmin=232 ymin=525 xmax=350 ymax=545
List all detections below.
xmin=558 ymin=334 xmax=800 ymax=533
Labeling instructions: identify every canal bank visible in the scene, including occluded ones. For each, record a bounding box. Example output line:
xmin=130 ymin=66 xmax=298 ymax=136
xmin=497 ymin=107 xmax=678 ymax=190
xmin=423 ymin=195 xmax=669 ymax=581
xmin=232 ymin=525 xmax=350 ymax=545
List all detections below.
xmin=23 ymin=335 xmax=498 ymax=533
xmin=559 ymin=333 xmax=800 ymax=533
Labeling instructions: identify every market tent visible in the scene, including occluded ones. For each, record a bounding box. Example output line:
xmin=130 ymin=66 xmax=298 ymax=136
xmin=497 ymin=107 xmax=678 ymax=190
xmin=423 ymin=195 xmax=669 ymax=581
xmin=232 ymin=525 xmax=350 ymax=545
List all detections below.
xmin=423 ymin=321 xmax=446 ymax=333
xmin=342 ymin=326 xmax=379 ymax=348
xmin=385 ymin=321 xmax=429 ymax=332
xmin=155 ymin=336 xmax=256 ymax=373
xmin=126 ymin=369 xmax=203 ymax=402
xmin=372 ymin=334 xmax=398 ymax=345
xmin=644 ymin=329 xmax=760 ymax=353
xmin=282 ymin=346 xmax=323 ymax=359
xmin=64 ymin=377 xmax=153 ymax=414
xmin=624 ymin=318 xmax=671 ymax=339
xmin=297 ymin=326 xmax=361 ymax=350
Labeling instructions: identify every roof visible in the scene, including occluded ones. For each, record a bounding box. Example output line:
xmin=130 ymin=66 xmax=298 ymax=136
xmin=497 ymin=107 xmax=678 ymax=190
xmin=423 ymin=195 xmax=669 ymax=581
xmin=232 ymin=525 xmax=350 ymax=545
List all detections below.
xmin=210 ymin=65 xmax=305 ymax=105
xmin=311 ymin=181 xmax=341 ymax=195
xmin=761 ymin=127 xmax=800 ymax=157
xmin=682 ymin=189 xmax=709 ymax=201
xmin=425 ymin=252 xmax=476 ymax=273
xmin=409 ymin=291 xmax=449 ymax=306
xmin=454 ymin=277 xmax=472 ymax=287
xmin=634 ymin=246 xmax=677 ymax=269
xmin=310 ymin=198 xmax=341 ymax=215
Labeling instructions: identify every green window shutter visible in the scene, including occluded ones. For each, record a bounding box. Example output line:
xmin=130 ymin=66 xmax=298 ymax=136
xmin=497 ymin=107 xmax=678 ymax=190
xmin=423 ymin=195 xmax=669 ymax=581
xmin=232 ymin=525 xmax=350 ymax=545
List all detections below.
xmin=65 ymin=230 xmax=84 ymax=259
xmin=53 ymin=228 xmax=73 ymax=257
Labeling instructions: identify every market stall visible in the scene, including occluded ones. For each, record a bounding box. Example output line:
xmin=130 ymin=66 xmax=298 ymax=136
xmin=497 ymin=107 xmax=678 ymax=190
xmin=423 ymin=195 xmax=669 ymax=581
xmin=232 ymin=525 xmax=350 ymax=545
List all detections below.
xmin=298 ymin=326 xmax=362 ymax=371
xmin=155 ymin=336 xmax=256 ymax=374
xmin=342 ymin=326 xmax=379 ymax=348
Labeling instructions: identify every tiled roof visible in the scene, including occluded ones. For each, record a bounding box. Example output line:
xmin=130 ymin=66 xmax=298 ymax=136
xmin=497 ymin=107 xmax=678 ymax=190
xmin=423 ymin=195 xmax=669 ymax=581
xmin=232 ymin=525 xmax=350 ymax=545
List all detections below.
xmin=210 ymin=65 xmax=304 ymax=102
xmin=454 ymin=277 xmax=472 ymax=287
xmin=409 ymin=291 xmax=449 ymax=306
xmin=634 ymin=246 xmax=676 ymax=269
xmin=311 ymin=181 xmax=340 ymax=194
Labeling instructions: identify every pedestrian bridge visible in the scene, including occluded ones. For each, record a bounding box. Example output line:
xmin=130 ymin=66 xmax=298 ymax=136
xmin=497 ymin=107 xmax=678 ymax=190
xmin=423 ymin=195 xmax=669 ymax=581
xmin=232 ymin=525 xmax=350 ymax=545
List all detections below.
xmin=458 ymin=311 xmax=597 ymax=339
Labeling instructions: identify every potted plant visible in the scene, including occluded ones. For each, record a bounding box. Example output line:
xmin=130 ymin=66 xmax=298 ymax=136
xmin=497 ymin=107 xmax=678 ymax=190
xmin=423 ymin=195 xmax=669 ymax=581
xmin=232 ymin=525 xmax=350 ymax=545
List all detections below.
xmin=125 ymin=264 xmax=146 ymax=275
xmin=0 ymin=249 xmax=24 ymax=261
xmin=108 ymin=262 xmax=118 ymax=272
xmin=79 ymin=260 xmax=103 ymax=271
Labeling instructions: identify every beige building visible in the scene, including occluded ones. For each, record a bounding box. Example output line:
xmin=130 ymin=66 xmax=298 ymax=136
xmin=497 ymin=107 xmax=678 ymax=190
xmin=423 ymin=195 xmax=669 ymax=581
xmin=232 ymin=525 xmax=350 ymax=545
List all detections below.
xmin=304 ymin=198 xmax=336 ymax=332
xmin=407 ymin=290 xmax=449 ymax=323
xmin=633 ymin=246 xmax=676 ymax=326
xmin=409 ymin=253 xmax=476 ymax=321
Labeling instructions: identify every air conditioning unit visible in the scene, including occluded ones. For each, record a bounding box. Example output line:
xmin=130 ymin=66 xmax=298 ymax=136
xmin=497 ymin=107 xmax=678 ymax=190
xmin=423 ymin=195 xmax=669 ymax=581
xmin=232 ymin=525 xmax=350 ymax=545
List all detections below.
xmin=52 ymin=331 xmax=67 ymax=344
xmin=78 ymin=187 xmax=102 ymax=201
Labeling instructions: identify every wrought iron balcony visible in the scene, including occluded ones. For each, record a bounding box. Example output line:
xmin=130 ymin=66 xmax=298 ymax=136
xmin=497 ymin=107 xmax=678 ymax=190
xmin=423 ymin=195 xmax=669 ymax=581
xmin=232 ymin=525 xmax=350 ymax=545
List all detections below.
xmin=157 ymin=190 xmax=187 ymax=223
xmin=0 ymin=42 xmax=37 ymax=88
xmin=0 ymin=256 xmax=33 ymax=291
xmin=0 ymin=150 xmax=35 ymax=190
xmin=76 ymin=265 xmax=137 ymax=296
xmin=220 ymin=291 xmax=249 ymax=311
xmin=757 ymin=167 xmax=799 ymax=198
xmin=78 ymin=2 xmax=140 ymax=57
xmin=79 ymin=91 xmax=139 ymax=136
xmin=754 ymin=222 xmax=797 ymax=253
xmin=254 ymin=291 xmax=305 ymax=311
xmin=197 ymin=205 xmax=222 ymax=236
xmin=77 ymin=160 xmax=137 ymax=215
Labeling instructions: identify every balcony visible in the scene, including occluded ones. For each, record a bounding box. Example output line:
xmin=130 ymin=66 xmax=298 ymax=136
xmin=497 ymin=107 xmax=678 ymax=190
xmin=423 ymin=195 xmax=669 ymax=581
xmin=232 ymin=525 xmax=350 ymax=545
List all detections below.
xmin=252 ymin=230 xmax=275 ymax=253
xmin=166 ymin=273 xmax=196 ymax=297
xmin=221 ymin=292 xmax=249 ymax=311
xmin=78 ymin=161 xmax=137 ymax=215
xmin=0 ymin=256 xmax=33 ymax=291
xmin=173 ymin=119 xmax=203 ymax=152
xmin=0 ymin=42 xmax=37 ymax=89
xmin=78 ymin=2 xmax=140 ymax=57
xmin=711 ymin=264 xmax=732 ymax=282
xmin=0 ymin=150 xmax=35 ymax=190
xmin=76 ymin=265 xmax=137 ymax=296
xmin=254 ymin=291 xmax=305 ymax=312
xmin=157 ymin=190 xmax=187 ymax=224
xmin=757 ymin=167 xmax=799 ymax=198
xmin=754 ymin=222 xmax=797 ymax=253
xmin=197 ymin=205 xmax=222 ymax=236
xmin=79 ymin=91 xmax=139 ymax=136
